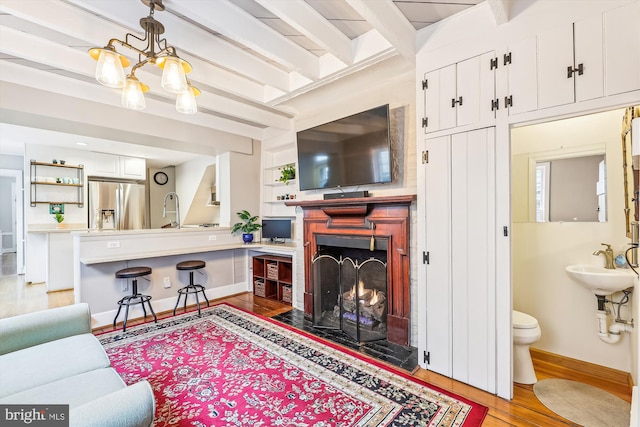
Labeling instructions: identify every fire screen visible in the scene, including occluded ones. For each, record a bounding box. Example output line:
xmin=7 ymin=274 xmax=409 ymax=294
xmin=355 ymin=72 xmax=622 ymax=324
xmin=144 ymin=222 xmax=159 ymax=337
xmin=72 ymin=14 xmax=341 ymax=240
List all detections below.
xmin=312 ymin=238 xmax=388 ymax=342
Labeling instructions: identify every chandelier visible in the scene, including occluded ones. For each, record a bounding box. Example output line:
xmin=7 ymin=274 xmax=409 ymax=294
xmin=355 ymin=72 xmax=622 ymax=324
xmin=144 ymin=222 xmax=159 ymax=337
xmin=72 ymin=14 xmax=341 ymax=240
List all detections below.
xmin=89 ymin=0 xmax=199 ymax=114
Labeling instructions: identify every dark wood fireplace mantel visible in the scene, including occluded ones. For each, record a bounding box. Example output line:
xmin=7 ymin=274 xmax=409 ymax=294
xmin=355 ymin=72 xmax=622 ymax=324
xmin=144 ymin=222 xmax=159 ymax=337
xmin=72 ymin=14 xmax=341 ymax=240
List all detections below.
xmin=286 ymin=195 xmax=416 ymax=345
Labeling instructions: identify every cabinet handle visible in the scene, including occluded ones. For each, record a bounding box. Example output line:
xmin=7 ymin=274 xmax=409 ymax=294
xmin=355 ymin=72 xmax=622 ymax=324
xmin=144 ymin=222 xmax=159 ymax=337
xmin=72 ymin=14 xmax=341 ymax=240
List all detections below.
xmin=451 ymin=96 xmax=463 ymax=107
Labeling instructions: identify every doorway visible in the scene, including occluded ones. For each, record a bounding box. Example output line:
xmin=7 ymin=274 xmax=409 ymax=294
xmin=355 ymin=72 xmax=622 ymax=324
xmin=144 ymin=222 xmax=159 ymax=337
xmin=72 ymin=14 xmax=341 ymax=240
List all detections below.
xmin=0 ymin=169 xmax=24 ymax=275
xmin=510 ymin=108 xmax=632 ymax=379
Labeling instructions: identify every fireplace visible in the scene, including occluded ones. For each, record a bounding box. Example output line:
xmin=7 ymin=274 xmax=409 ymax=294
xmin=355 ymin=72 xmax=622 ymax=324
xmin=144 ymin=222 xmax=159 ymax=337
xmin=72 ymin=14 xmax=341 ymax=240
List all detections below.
xmin=286 ymin=195 xmax=415 ymax=346
xmin=313 ymin=236 xmax=388 ymax=342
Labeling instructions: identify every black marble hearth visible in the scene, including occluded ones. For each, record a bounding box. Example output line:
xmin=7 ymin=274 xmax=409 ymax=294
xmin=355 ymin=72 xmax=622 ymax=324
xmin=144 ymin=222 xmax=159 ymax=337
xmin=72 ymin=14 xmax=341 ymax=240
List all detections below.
xmin=272 ymin=309 xmax=418 ymax=372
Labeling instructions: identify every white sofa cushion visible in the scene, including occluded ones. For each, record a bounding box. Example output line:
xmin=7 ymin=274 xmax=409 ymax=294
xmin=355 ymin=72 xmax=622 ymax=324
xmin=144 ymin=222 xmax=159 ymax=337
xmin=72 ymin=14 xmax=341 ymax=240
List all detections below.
xmin=0 ymin=333 xmax=110 ymax=398
xmin=0 ymin=368 xmax=125 ymax=407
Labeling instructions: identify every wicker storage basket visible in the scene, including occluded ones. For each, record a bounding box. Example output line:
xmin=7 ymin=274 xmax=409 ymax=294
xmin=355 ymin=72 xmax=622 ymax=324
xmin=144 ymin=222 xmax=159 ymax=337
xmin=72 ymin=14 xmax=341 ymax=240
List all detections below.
xmin=282 ymin=285 xmax=292 ymax=304
xmin=254 ymin=279 xmax=266 ymax=297
xmin=266 ymin=263 xmax=279 ymax=280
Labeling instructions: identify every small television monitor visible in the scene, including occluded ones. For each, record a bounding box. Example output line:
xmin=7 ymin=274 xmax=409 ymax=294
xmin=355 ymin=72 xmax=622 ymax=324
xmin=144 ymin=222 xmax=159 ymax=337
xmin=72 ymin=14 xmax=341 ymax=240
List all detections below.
xmin=296 ymin=104 xmax=392 ymax=191
xmin=261 ymin=219 xmax=292 ymax=243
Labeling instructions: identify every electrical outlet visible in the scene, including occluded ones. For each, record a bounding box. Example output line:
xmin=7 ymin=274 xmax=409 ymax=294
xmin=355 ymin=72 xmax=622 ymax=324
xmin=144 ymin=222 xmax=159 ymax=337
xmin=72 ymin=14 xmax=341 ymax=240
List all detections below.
xmin=122 ymin=281 xmax=128 ymax=292
xmin=209 ymin=235 xmax=217 ymax=241
xmin=107 ymin=241 xmax=120 ymax=248
xmin=163 ymin=277 xmax=171 ymax=288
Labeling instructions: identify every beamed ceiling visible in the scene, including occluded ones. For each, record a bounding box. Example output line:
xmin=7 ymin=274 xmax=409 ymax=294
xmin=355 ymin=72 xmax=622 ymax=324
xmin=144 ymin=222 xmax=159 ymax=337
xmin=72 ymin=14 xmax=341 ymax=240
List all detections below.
xmin=0 ymin=0 xmax=507 ymax=164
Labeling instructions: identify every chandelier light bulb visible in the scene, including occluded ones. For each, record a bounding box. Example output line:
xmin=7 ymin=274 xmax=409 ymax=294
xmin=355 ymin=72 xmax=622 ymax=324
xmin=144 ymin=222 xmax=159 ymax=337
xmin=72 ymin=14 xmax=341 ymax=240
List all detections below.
xmin=121 ymin=76 xmax=147 ymax=110
xmin=160 ymin=56 xmax=188 ymax=94
xmin=95 ymin=49 xmax=126 ymax=88
xmin=176 ymin=85 xmax=198 ymax=114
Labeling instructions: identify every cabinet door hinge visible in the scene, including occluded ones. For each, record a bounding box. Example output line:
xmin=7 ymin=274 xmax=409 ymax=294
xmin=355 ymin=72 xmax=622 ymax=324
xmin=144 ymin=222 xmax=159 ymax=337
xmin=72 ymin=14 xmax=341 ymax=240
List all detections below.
xmin=490 ymin=57 xmax=498 ymax=70
xmin=451 ymin=96 xmax=463 ymax=108
xmin=503 ymin=52 xmax=512 ymax=66
xmin=504 ymin=95 xmax=513 ymax=108
xmin=422 ymin=79 xmax=428 ymax=90
xmin=503 ymin=226 xmax=509 ymax=237
xmin=422 ymin=117 xmax=428 ymax=128
xmin=423 ymin=251 xmax=429 ymax=264
xmin=421 ymin=151 xmax=429 ymax=164
xmin=491 ymin=98 xmax=499 ymax=111
xmin=424 ymin=350 xmax=430 ymax=364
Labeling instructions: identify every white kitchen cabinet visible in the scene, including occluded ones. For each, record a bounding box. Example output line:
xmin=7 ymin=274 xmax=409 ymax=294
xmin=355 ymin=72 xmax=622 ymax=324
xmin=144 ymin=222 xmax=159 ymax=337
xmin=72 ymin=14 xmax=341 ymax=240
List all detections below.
xmin=502 ymin=36 xmax=538 ymax=115
xmin=91 ymin=152 xmax=146 ymax=180
xmin=91 ymin=152 xmax=119 ymax=177
xmin=422 ymin=52 xmax=496 ymax=133
xmin=422 ymin=127 xmax=497 ymax=393
xmin=538 ymin=15 xmax=603 ymax=109
xmin=604 ymin=1 xmax=640 ymax=96
xmin=48 ymin=232 xmax=74 ymax=291
xmin=120 ymin=156 xmax=146 ymax=180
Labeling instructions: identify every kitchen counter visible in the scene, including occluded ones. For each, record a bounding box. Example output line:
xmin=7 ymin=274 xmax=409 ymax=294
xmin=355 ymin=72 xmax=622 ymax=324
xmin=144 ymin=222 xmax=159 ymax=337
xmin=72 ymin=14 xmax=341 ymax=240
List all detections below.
xmin=73 ymin=228 xmax=296 ymax=328
xmin=28 ymin=223 xmax=88 ymax=233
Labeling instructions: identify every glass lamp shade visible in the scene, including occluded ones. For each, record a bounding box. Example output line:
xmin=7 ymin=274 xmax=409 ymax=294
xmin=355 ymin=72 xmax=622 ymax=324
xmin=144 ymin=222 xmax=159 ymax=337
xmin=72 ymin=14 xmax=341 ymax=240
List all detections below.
xmin=159 ymin=56 xmax=188 ymax=93
xmin=176 ymin=86 xmax=198 ymax=114
xmin=121 ymin=77 xmax=148 ymax=110
xmin=94 ymin=49 xmax=127 ymax=88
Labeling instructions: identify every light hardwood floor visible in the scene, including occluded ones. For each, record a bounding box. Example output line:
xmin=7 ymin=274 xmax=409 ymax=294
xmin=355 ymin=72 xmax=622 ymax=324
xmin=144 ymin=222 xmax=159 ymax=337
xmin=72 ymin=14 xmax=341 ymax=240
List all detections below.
xmin=1 ymin=269 xmax=632 ymax=426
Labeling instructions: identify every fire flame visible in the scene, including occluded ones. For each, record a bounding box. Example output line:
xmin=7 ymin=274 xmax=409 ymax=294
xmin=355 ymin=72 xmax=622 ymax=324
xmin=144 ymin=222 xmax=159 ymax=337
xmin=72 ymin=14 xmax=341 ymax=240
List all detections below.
xmin=346 ymin=280 xmax=380 ymax=306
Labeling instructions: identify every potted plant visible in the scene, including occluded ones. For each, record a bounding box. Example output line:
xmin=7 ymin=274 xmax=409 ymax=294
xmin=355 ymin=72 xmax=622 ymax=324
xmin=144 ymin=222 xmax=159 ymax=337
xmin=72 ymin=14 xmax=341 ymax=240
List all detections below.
xmin=231 ymin=210 xmax=262 ymax=244
xmin=53 ymin=213 xmax=65 ymax=228
xmin=277 ymin=163 xmax=296 ymax=185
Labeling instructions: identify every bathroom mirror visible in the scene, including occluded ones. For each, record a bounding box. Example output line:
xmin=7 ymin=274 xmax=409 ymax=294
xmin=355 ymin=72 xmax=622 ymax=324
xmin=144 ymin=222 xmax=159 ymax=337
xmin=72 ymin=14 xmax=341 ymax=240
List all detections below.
xmin=622 ymin=106 xmax=639 ymax=238
xmin=511 ymin=109 xmax=625 ymax=223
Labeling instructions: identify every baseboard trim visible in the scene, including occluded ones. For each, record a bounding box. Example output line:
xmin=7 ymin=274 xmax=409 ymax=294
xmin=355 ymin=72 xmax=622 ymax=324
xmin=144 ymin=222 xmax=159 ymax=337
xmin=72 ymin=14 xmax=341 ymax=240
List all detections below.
xmin=530 ymin=347 xmax=633 ymax=387
xmin=90 ymin=282 xmax=249 ymax=329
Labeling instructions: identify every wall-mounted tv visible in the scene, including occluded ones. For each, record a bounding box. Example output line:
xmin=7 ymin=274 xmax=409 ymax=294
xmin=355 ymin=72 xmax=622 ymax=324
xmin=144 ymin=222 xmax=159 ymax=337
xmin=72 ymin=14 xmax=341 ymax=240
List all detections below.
xmin=296 ymin=104 xmax=392 ymax=191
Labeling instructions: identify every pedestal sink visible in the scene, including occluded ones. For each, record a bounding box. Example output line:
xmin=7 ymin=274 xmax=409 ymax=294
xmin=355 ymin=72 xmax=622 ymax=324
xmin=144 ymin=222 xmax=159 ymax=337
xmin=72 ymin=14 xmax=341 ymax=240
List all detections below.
xmin=565 ymin=264 xmax=636 ymax=296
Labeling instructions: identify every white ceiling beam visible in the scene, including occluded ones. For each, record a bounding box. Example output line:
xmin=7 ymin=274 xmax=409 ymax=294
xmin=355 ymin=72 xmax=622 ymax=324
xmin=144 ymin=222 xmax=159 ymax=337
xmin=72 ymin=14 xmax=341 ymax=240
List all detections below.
xmin=346 ymin=0 xmax=416 ymax=64
xmin=487 ymin=0 xmax=510 ymax=25
xmin=1 ymin=82 xmax=255 ymax=155
xmin=0 ymin=61 xmax=266 ymax=141
xmin=7 ymin=0 xmax=289 ymax=92
xmin=0 ymin=26 xmax=291 ymax=131
xmin=166 ymin=0 xmax=320 ymax=81
xmin=255 ymin=0 xmax=353 ymax=66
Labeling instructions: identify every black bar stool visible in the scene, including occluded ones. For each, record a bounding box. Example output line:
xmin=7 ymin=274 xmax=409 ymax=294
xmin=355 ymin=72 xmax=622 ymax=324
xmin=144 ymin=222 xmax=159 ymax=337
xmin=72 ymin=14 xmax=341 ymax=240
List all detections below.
xmin=113 ymin=266 xmax=157 ymax=332
xmin=174 ymin=260 xmax=209 ymax=316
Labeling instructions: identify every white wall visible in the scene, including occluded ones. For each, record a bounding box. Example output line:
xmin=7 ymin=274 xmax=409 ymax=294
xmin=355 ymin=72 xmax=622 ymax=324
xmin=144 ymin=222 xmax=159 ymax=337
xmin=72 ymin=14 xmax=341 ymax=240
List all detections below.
xmin=512 ymin=109 xmax=632 ymax=371
xmin=174 ymin=157 xmax=220 ymax=226
xmin=219 ymin=141 xmax=261 ymax=229
xmin=148 ymin=166 xmax=176 ymax=228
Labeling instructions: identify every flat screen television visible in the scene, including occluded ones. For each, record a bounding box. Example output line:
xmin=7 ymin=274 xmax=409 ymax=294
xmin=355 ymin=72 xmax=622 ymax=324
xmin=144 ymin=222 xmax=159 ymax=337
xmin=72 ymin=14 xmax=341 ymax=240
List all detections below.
xmin=261 ymin=219 xmax=292 ymax=242
xmin=296 ymin=104 xmax=392 ymax=191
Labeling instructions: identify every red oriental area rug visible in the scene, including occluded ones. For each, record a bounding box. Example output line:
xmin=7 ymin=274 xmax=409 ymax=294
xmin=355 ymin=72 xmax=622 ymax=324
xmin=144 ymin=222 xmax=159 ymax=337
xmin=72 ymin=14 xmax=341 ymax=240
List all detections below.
xmin=99 ymin=304 xmax=487 ymax=426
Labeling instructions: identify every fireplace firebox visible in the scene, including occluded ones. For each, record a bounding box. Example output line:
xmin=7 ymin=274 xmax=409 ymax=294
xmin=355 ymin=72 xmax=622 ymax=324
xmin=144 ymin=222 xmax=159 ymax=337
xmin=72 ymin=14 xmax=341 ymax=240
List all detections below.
xmin=313 ymin=236 xmax=388 ymax=342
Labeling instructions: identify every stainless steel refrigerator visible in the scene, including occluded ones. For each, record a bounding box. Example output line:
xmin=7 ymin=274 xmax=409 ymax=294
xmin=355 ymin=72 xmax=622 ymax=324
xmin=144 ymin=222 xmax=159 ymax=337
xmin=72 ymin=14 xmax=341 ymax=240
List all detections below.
xmin=88 ymin=178 xmax=146 ymax=230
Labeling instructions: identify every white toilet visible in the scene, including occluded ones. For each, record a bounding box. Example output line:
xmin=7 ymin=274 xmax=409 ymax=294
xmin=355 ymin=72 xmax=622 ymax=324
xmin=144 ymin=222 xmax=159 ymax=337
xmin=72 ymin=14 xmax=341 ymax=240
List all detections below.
xmin=513 ymin=310 xmax=542 ymax=384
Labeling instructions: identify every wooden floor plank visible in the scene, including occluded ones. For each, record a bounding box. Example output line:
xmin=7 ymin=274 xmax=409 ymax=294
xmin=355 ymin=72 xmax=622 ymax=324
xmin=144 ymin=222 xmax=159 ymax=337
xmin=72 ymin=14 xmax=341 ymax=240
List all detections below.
xmin=0 ymin=271 xmax=633 ymax=426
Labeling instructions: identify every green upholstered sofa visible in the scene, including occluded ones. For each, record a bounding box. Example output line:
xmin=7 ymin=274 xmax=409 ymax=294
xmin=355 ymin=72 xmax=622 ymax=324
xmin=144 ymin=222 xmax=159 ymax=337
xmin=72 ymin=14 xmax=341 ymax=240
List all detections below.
xmin=0 ymin=303 xmax=155 ymax=427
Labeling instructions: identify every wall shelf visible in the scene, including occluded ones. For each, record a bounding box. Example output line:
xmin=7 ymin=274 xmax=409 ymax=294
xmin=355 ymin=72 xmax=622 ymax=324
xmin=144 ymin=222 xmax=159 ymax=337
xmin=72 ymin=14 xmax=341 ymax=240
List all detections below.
xmin=30 ymin=160 xmax=84 ymax=207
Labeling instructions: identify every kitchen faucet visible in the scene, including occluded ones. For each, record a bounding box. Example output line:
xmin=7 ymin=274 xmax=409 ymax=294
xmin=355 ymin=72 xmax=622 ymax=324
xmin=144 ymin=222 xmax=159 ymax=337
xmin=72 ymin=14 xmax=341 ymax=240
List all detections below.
xmin=163 ymin=192 xmax=180 ymax=229
xmin=593 ymin=243 xmax=615 ymax=269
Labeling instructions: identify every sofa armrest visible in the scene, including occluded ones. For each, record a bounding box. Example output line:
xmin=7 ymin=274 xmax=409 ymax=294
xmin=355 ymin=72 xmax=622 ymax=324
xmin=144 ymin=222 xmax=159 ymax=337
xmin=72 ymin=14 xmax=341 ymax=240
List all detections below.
xmin=70 ymin=381 xmax=155 ymax=427
xmin=0 ymin=303 xmax=92 ymax=355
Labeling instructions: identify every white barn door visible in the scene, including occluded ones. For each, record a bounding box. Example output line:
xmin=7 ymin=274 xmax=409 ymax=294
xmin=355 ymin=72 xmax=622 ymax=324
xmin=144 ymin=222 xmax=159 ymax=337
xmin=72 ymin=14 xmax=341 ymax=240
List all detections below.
xmin=423 ymin=128 xmax=497 ymax=394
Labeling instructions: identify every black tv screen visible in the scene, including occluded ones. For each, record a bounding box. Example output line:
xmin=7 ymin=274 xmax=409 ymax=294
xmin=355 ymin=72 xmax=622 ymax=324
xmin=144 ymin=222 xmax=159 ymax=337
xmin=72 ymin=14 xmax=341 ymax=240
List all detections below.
xmin=261 ymin=219 xmax=292 ymax=240
xmin=296 ymin=105 xmax=392 ymax=191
